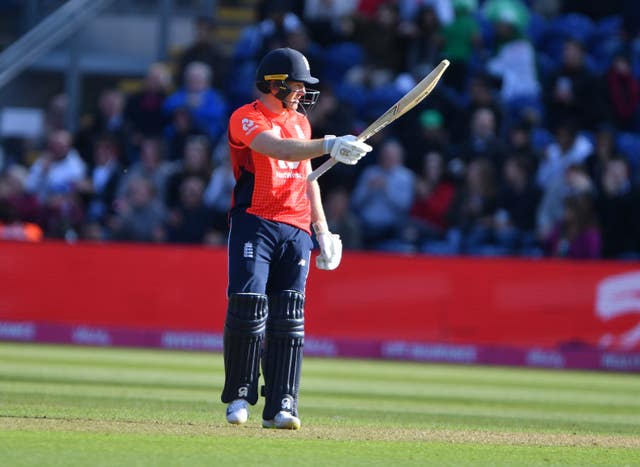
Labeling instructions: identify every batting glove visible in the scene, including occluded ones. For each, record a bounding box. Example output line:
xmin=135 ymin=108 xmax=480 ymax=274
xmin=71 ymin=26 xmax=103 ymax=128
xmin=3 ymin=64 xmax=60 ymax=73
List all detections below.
xmin=324 ymin=135 xmax=372 ymax=165
xmin=313 ymin=222 xmax=343 ymax=270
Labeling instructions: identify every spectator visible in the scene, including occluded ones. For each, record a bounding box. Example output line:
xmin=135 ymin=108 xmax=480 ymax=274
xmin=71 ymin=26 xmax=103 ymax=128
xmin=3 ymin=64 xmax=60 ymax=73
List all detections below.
xmin=606 ymin=52 xmax=640 ymax=131
xmin=76 ymin=135 xmax=123 ymax=225
xmin=75 ymin=89 xmax=129 ymax=163
xmin=303 ymin=0 xmax=359 ymax=46
xmin=38 ymin=184 xmax=85 ymax=241
xmin=536 ymin=163 xmax=594 ymax=240
xmin=108 ymin=175 xmax=166 ymax=243
xmin=402 ymin=4 xmax=444 ymax=76
xmin=455 ymin=107 xmax=507 ymax=172
xmin=345 ymin=2 xmax=406 ymax=87
xmin=351 ymin=139 xmax=415 ymax=249
xmin=323 ymin=186 xmax=363 ymax=250
xmin=585 ymin=123 xmax=618 ymax=190
xmin=166 ymin=175 xmax=219 ymax=244
xmin=0 ymin=165 xmax=40 ymax=223
xmin=203 ymin=152 xmax=235 ymax=237
xmin=486 ymin=10 xmax=542 ymax=126
xmin=544 ymin=193 xmax=601 ymax=259
xmin=536 ymin=119 xmax=593 ymax=190
xmin=405 ymin=108 xmax=450 ymax=172
xmin=25 ymin=129 xmax=86 ymax=203
xmin=595 ymin=157 xmax=640 ymax=258
xmin=446 ymin=157 xmax=498 ymax=254
xmin=176 ymin=16 xmax=229 ymax=90
xmin=404 ymin=150 xmax=456 ymax=249
xmin=163 ymin=61 xmax=228 ymax=146
xmin=440 ymin=0 xmax=481 ymax=91
xmin=0 ymin=198 xmax=43 ymax=242
xmin=117 ymin=137 xmax=173 ymax=204
xmin=544 ymin=39 xmax=609 ymax=130
xmin=165 ymin=135 xmax=211 ymax=208
xmin=124 ymin=63 xmax=171 ymax=143
xmin=493 ymin=155 xmax=542 ymax=254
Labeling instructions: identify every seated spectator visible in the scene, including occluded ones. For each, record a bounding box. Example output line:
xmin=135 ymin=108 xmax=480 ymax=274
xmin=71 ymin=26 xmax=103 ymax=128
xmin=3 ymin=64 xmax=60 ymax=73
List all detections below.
xmin=543 ymin=38 xmax=609 ymax=130
xmin=163 ymin=61 xmax=227 ymax=146
xmin=446 ymin=158 xmax=498 ymax=254
xmin=38 ymin=184 xmax=85 ymax=241
xmin=405 ymin=109 xmax=450 ymax=172
xmin=176 ymin=16 xmax=229 ymax=91
xmin=544 ymin=193 xmax=601 ymax=259
xmin=0 ymin=198 xmax=43 ymax=242
xmin=75 ymin=88 xmax=129 ymax=163
xmin=25 ymin=129 xmax=86 ymax=203
xmin=493 ymin=155 xmax=542 ymax=254
xmin=76 ymin=135 xmax=123 ymax=225
xmin=401 ymin=4 xmax=444 ymax=76
xmin=440 ymin=0 xmax=481 ymax=91
xmin=203 ymin=146 xmax=235 ymax=234
xmin=455 ymin=107 xmax=507 ymax=172
xmin=108 ymin=176 xmax=166 ymax=243
xmin=595 ymin=157 xmax=640 ymax=258
xmin=0 ymin=165 xmax=40 ymax=223
xmin=303 ymin=0 xmax=359 ymax=46
xmin=124 ymin=63 xmax=171 ymax=144
xmin=585 ymin=123 xmax=618 ymax=191
xmin=344 ymin=2 xmax=406 ymax=87
xmin=323 ymin=186 xmax=362 ymax=250
xmin=537 ymin=163 xmax=594 ymax=240
xmin=117 ymin=137 xmax=173 ymax=205
xmin=164 ymin=106 xmax=210 ymax=162
xmin=404 ymin=150 xmax=455 ymax=249
xmin=165 ymin=135 xmax=211 ymax=208
xmin=166 ymin=175 xmax=220 ymax=245
xmin=536 ymin=119 xmax=593 ymax=190
xmin=351 ymin=139 xmax=415 ymax=249
xmin=486 ymin=11 xmax=542 ymax=126
xmin=605 ymin=52 xmax=640 ymax=131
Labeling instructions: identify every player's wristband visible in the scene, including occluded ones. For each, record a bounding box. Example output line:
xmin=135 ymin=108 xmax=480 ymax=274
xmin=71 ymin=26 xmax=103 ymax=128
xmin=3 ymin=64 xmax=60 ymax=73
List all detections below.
xmin=323 ymin=135 xmax=336 ymax=154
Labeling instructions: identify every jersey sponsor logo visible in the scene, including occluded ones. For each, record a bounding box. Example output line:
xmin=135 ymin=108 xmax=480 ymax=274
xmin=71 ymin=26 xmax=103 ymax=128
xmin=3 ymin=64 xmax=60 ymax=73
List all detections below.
xmin=238 ymin=387 xmax=248 ymax=398
xmin=277 ymin=160 xmax=300 ymax=170
xmin=243 ymin=242 xmax=254 ymax=259
xmin=241 ymin=118 xmax=257 ymax=135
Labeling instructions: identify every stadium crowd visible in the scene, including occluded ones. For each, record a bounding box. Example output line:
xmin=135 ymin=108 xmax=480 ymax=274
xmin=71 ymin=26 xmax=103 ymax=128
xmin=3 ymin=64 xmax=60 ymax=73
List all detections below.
xmin=1 ymin=0 xmax=640 ymax=259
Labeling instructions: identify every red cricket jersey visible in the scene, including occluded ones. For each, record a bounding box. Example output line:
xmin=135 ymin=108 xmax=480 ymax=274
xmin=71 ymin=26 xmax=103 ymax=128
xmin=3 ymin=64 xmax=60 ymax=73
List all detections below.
xmin=228 ymin=99 xmax=313 ymax=234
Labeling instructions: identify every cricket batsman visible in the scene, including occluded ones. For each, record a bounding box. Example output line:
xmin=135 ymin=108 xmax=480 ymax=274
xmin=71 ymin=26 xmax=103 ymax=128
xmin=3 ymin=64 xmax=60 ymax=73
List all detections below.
xmin=221 ymin=47 xmax=372 ymax=429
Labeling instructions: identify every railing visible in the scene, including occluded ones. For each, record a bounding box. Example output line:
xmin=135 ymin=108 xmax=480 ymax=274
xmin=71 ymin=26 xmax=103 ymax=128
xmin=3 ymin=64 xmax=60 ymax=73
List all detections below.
xmin=0 ymin=0 xmax=116 ymax=90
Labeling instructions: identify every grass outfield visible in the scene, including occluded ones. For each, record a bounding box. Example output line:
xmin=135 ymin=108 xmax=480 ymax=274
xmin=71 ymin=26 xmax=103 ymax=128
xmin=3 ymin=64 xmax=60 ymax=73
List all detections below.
xmin=0 ymin=343 xmax=639 ymax=466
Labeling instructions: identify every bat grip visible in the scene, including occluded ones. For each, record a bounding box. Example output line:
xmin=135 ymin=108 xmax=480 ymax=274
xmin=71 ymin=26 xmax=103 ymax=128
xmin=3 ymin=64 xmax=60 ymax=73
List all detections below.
xmin=307 ymin=157 xmax=338 ymax=182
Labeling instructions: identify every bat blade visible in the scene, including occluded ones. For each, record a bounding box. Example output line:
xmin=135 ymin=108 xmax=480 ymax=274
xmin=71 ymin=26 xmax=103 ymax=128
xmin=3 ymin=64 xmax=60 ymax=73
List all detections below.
xmin=308 ymin=59 xmax=450 ymax=182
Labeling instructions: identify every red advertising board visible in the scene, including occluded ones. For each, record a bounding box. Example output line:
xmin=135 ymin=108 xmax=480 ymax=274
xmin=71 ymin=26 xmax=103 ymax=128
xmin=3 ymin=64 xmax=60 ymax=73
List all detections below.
xmin=1 ymin=241 xmax=639 ymax=371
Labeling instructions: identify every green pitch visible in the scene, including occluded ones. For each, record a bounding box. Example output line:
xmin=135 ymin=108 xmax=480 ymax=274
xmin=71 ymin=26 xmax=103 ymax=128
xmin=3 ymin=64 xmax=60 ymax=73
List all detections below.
xmin=0 ymin=343 xmax=639 ymax=466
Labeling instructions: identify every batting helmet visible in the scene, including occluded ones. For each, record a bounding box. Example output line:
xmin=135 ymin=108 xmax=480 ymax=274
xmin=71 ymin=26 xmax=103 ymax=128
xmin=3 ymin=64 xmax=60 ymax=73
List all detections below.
xmin=255 ymin=48 xmax=320 ymax=111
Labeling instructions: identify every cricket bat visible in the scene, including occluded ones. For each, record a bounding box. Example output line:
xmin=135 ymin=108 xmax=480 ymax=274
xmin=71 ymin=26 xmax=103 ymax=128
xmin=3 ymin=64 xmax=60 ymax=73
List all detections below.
xmin=308 ymin=59 xmax=450 ymax=182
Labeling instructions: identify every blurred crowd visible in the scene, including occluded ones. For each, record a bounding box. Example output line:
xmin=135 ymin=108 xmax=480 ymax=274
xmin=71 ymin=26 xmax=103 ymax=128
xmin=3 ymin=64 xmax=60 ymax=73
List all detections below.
xmin=1 ymin=0 xmax=640 ymax=260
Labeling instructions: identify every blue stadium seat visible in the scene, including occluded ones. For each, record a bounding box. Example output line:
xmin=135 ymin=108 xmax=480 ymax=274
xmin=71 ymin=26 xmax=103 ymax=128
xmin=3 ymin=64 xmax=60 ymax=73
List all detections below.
xmin=616 ymin=132 xmax=640 ymax=173
xmin=531 ymin=126 xmax=554 ymax=151
xmin=322 ymin=42 xmax=364 ymax=85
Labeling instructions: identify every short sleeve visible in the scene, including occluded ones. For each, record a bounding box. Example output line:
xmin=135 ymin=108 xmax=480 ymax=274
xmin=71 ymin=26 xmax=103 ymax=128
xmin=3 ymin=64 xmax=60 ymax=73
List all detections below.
xmin=229 ymin=106 xmax=271 ymax=147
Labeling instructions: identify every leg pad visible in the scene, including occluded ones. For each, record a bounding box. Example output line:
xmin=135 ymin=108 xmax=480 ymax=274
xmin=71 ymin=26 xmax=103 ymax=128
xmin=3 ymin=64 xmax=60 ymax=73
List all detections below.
xmin=262 ymin=290 xmax=305 ymax=419
xmin=221 ymin=293 xmax=268 ymax=405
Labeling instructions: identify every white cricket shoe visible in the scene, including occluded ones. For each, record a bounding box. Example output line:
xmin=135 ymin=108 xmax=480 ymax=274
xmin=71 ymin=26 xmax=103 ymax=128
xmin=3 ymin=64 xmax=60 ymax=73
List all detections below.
xmin=262 ymin=411 xmax=301 ymax=430
xmin=226 ymin=399 xmax=249 ymax=425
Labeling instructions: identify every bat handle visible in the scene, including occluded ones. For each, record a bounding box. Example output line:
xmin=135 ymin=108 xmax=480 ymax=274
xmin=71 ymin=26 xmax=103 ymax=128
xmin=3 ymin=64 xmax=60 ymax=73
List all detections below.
xmin=307 ymin=157 xmax=338 ymax=182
